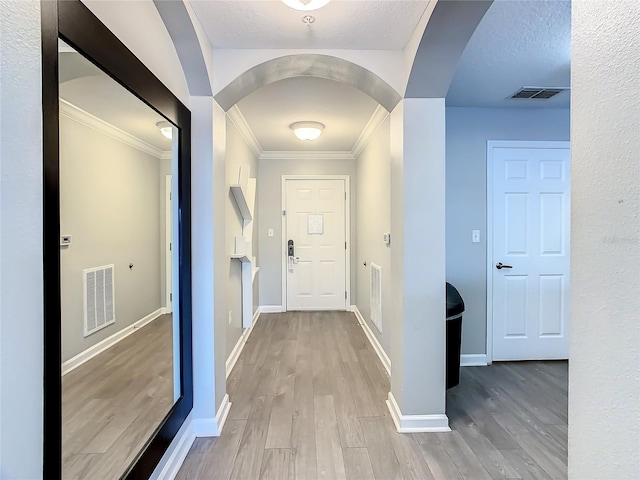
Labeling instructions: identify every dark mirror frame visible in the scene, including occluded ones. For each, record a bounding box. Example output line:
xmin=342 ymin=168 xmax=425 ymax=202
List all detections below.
xmin=42 ymin=1 xmax=193 ymax=478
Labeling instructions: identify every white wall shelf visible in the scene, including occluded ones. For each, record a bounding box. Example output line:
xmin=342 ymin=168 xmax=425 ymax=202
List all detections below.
xmin=230 ymin=165 xmax=257 ymax=328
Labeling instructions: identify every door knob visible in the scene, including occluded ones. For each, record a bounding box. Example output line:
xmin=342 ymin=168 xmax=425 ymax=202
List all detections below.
xmin=496 ymin=262 xmax=513 ymax=270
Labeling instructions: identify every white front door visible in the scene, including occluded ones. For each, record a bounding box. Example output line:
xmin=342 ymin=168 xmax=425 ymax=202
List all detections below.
xmin=489 ymin=141 xmax=570 ymax=361
xmin=284 ymin=177 xmax=348 ymax=311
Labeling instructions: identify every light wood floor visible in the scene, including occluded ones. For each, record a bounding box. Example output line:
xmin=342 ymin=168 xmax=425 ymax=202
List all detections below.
xmin=62 ymin=314 xmax=174 ymax=480
xmin=177 ymin=312 xmax=568 ymax=480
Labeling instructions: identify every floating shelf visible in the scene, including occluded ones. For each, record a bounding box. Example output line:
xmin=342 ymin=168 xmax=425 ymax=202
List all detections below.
xmin=230 ymin=165 xmax=258 ymax=329
xmin=230 ymin=165 xmax=255 ymax=224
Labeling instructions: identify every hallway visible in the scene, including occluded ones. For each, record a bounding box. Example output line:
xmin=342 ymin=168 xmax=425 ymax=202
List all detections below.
xmin=177 ymin=312 xmax=568 ymax=479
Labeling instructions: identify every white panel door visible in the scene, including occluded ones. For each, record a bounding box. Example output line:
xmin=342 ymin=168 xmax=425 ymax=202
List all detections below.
xmin=491 ymin=142 xmax=570 ymax=360
xmin=285 ymin=178 xmax=347 ymax=311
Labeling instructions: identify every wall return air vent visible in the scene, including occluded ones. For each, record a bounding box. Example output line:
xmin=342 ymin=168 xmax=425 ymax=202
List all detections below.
xmin=509 ymin=86 xmax=569 ymax=100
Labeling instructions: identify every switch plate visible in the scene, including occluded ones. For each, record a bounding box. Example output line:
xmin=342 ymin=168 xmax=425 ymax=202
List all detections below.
xmin=228 ymin=310 xmax=233 ymax=325
xmin=383 ymin=233 xmax=391 ymax=245
xmin=60 ymin=235 xmax=72 ymax=246
xmin=268 ymin=228 xmax=274 ymax=237
xmin=472 ymin=230 xmax=480 ymax=243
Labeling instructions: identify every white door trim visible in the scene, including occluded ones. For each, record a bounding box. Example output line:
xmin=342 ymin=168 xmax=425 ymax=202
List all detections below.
xmin=281 ymin=175 xmax=351 ymax=311
xmin=486 ymin=140 xmax=570 ymax=364
xmin=165 ymin=174 xmax=173 ymax=314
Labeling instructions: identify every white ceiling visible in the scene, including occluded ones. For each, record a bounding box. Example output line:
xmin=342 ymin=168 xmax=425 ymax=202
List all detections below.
xmin=194 ymin=0 xmax=571 ymax=152
xmin=447 ymin=0 xmax=571 ymax=108
xmin=236 ymin=76 xmax=379 ymax=151
xmin=189 ymin=0 xmax=430 ymax=50
xmin=59 ymin=49 xmax=172 ymax=151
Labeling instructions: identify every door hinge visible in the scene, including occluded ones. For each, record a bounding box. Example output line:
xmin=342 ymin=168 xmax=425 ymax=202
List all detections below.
xmin=345 ymin=241 xmax=347 ymax=250
xmin=169 ymin=242 xmax=172 ymax=251
xmin=345 ymin=192 xmax=347 ymax=200
xmin=282 ymin=210 xmax=286 ymax=216
xmin=169 ymin=192 xmax=172 ymax=201
xmin=170 ymin=293 xmax=172 ymax=301
xmin=345 ymin=291 xmax=347 ymax=299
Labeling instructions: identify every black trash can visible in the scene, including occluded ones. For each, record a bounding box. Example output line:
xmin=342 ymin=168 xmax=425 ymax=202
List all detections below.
xmin=446 ymin=282 xmax=465 ymax=389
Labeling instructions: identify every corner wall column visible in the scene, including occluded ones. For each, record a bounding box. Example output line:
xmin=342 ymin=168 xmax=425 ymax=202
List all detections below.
xmin=388 ymin=98 xmax=448 ymax=431
xmin=191 ymin=97 xmax=228 ymax=433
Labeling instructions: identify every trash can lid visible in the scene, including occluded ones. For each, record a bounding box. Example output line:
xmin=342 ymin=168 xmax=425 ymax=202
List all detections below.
xmin=446 ymin=282 xmax=465 ymax=319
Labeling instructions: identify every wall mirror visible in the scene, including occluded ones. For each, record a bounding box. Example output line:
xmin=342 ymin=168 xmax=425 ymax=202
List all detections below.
xmin=43 ymin=1 xmax=192 ymax=478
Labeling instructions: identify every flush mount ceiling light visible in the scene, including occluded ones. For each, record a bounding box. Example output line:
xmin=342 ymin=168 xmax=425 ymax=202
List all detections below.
xmin=290 ymin=121 xmax=325 ymax=141
xmin=156 ymin=121 xmax=172 ymax=140
xmin=282 ymin=0 xmax=331 ymax=11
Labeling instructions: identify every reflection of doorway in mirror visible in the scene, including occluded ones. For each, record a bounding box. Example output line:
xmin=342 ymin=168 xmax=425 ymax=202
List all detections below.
xmin=58 ymin=39 xmax=179 ymax=480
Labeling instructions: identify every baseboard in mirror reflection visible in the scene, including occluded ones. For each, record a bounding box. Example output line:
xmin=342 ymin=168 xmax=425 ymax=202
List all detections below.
xmin=151 ymin=395 xmax=232 ymax=479
xmin=61 ymin=307 xmax=167 ymax=375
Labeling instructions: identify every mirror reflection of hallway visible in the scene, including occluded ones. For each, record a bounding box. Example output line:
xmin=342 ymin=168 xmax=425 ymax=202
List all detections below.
xmin=58 ymin=40 xmax=180 ymax=480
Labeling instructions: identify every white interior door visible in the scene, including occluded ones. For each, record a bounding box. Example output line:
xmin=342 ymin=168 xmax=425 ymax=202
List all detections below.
xmin=284 ymin=177 xmax=347 ymax=311
xmin=490 ymin=141 xmax=570 ymax=361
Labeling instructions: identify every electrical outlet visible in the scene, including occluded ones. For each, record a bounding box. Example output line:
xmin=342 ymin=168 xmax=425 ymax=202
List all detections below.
xmin=228 ymin=310 xmax=232 ymax=325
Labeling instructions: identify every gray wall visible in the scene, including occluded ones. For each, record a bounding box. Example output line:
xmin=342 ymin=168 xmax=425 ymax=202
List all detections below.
xmin=60 ymin=115 xmax=162 ymax=361
xmin=569 ymin=1 xmax=639 ymax=476
xmin=355 ymin=117 xmax=392 ymax=355
xmin=445 ymin=107 xmax=571 ymax=355
xmin=225 ymin=119 xmax=259 ymax=359
xmin=0 ymin=1 xmax=44 ymax=475
xmin=258 ymin=157 xmax=357 ymax=308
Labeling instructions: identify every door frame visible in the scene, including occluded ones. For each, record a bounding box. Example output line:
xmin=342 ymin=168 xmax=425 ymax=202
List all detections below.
xmin=165 ymin=174 xmax=173 ymax=313
xmin=486 ymin=140 xmax=571 ymax=364
xmin=281 ymin=175 xmax=351 ymax=311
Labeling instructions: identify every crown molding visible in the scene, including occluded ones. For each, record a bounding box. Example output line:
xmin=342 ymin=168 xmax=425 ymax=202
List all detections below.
xmin=259 ymin=151 xmax=355 ymax=161
xmin=59 ymin=99 xmax=169 ymax=160
xmin=350 ymin=105 xmax=390 ymax=158
xmin=227 ymin=105 xmax=263 ymax=158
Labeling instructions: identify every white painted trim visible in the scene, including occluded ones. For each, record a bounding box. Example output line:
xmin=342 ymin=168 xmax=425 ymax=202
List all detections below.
xmin=62 ymin=307 xmax=166 ymax=376
xmin=486 ymin=140 xmax=571 ymax=364
xmin=259 ymin=305 xmax=284 ymax=313
xmin=386 ymin=392 xmax=450 ymax=433
xmin=150 ymin=413 xmax=195 ymax=480
xmin=59 ymin=99 xmax=169 ymax=160
xmin=261 ymin=151 xmax=355 ymax=161
xmin=227 ymin=105 xmax=263 ymax=158
xmin=165 ymin=175 xmax=173 ymax=314
xmin=352 ymin=305 xmax=390 ymax=376
xmin=226 ymin=309 xmax=261 ymax=378
xmin=351 ymin=105 xmax=390 ymax=158
xmin=460 ymin=354 xmax=488 ymax=367
xmin=281 ymin=175 xmax=351 ymax=311
xmin=191 ymin=394 xmax=232 ymax=437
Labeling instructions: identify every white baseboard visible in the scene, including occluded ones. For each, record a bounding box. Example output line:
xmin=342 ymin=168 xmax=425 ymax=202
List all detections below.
xmin=386 ymin=392 xmax=450 ymax=433
xmin=259 ymin=305 xmax=284 ymax=313
xmin=351 ymin=305 xmax=391 ymax=376
xmin=461 ymin=354 xmax=488 ymax=367
xmin=62 ymin=307 xmax=166 ymax=376
xmin=150 ymin=413 xmax=195 ymax=480
xmin=192 ymin=393 xmax=232 ymax=437
xmin=226 ymin=308 xmax=261 ymax=378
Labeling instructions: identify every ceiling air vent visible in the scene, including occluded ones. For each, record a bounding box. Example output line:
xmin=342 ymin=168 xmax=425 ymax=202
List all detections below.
xmin=510 ymin=87 xmax=569 ymax=100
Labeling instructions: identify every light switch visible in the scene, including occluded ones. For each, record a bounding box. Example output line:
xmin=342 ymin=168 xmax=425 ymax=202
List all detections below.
xmin=60 ymin=235 xmax=72 ymax=246
xmin=472 ymin=230 xmax=480 ymax=243
xmin=268 ymin=229 xmax=274 ymax=237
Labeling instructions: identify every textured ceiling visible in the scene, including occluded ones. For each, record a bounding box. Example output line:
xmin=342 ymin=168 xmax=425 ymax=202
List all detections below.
xmin=447 ymin=0 xmax=571 ymax=108
xmin=189 ymin=0 xmax=429 ymax=50
xmin=59 ymin=49 xmax=172 ymax=151
xmin=236 ymin=76 xmax=379 ymax=151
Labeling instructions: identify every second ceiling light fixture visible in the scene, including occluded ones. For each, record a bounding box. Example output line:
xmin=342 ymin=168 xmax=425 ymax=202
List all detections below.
xmin=281 ymin=0 xmax=331 ymax=11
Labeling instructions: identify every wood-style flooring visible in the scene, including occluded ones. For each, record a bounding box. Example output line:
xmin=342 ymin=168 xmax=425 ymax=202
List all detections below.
xmin=177 ymin=312 xmax=568 ymax=480
xmin=62 ymin=314 xmax=174 ymax=480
